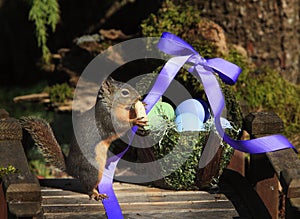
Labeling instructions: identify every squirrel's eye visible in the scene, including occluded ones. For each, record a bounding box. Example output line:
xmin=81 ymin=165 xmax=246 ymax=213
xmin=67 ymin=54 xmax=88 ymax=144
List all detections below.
xmin=121 ymin=89 xmax=130 ymax=97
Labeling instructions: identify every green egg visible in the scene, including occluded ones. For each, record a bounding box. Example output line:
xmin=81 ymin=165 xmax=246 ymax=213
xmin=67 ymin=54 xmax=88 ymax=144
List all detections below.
xmin=147 ymin=101 xmax=175 ymax=130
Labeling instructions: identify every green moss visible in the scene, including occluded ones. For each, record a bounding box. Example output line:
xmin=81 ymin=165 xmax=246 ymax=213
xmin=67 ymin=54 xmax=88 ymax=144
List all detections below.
xmin=141 ymin=0 xmax=217 ymax=58
xmin=141 ymin=0 xmax=300 ymax=141
xmin=0 ymin=165 xmax=17 ymax=178
xmin=141 ymin=0 xmax=200 ymax=37
xmin=151 ymin=118 xmax=237 ymax=190
xmin=44 ymin=83 xmax=74 ymax=104
xmin=227 ymin=49 xmax=300 ymax=137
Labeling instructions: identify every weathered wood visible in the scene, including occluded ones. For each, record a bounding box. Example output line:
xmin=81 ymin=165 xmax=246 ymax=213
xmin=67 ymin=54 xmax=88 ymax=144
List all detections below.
xmin=280 ymin=168 xmax=300 ymax=198
xmin=266 ymin=149 xmax=300 ymax=178
xmin=286 ymin=198 xmax=300 ymax=218
xmin=244 ymin=111 xmax=300 ymax=218
xmin=266 ymin=149 xmax=300 ymax=218
xmin=0 ymin=109 xmax=9 ymax=119
xmin=0 ymin=183 xmax=7 ymax=219
xmin=13 ymin=92 xmax=50 ymax=103
xmin=248 ymin=154 xmax=279 ymax=219
xmin=244 ymin=112 xmax=284 ymax=137
xmin=39 ymin=180 xmax=239 ymax=219
xmin=244 ymin=112 xmax=283 ymax=219
xmin=256 ymin=175 xmax=279 ymax=219
xmin=0 ymin=113 xmax=41 ymax=217
xmin=197 ymin=133 xmax=224 ymax=188
xmin=227 ymin=149 xmax=245 ymax=176
xmin=42 ymin=210 xmax=238 ymax=219
xmin=0 ymin=118 xmax=22 ymax=140
xmin=221 ymin=169 xmax=272 ymax=219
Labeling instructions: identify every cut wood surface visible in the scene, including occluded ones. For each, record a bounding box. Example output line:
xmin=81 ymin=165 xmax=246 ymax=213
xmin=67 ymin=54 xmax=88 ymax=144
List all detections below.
xmin=38 ymin=179 xmax=239 ymax=219
xmin=13 ymin=92 xmax=50 ymax=103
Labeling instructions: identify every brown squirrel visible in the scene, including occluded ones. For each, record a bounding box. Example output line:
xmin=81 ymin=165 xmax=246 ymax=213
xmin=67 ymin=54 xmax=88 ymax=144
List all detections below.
xmin=20 ymin=77 xmax=148 ymax=201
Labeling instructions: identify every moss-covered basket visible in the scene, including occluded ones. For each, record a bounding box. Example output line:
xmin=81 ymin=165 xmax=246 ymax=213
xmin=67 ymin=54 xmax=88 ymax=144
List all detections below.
xmin=134 ymin=72 xmax=243 ymax=191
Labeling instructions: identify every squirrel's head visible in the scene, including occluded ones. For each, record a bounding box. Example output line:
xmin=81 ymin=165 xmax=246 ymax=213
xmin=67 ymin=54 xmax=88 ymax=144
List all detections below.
xmin=97 ymin=77 xmax=141 ymax=109
xmin=97 ymin=77 xmax=149 ymax=136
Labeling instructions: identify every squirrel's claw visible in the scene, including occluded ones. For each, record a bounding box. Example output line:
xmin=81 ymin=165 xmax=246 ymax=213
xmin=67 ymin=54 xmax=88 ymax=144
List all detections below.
xmin=130 ymin=117 xmax=150 ymax=136
xmin=130 ymin=117 xmax=148 ymax=127
xmin=89 ymin=189 xmax=108 ymax=201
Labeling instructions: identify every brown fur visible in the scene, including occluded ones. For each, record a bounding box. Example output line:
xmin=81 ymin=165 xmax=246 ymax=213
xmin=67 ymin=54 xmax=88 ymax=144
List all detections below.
xmin=20 ymin=78 xmax=148 ymax=201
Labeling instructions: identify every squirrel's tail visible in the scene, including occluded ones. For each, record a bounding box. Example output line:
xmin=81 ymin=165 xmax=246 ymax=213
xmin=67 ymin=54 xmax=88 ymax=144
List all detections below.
xmin=20 ymin=117 xmax=67 ymax=172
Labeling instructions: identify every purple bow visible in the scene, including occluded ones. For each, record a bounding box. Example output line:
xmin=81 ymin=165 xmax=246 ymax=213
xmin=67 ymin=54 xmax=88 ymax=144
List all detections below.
xmin=98 ymin=32 xmax=295 ymax=219
xmin=144 ymin=32 xmax=295 ymax=154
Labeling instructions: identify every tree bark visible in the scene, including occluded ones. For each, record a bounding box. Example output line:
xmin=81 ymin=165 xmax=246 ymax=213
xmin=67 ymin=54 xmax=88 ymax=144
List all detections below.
xmin=194 ymin=0 xmax=300 ymax=84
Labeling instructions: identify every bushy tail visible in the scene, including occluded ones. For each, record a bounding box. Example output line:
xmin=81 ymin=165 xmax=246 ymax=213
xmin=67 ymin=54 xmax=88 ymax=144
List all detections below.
xmin=20 ymin=117 xmax=67 ymax=172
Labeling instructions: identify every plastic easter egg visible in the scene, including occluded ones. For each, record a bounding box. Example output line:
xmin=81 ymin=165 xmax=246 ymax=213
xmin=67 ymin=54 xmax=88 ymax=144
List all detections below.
xmin=175 ymin=99 xmax=206 ymax=122
xmin=220 ymin=117 xmax=233 ymax=129
xmin=147 ymin=101 xmax=175 ymax=129
xmin=196 ymin=99 xmax=210 ymax=122
xmin=175 ymin=113 xmax=205 ymax=132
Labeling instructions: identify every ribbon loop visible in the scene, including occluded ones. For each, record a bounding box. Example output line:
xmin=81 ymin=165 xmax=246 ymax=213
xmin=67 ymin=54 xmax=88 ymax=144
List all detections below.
xmin=155 ymin=31 xmax=295 ymax=154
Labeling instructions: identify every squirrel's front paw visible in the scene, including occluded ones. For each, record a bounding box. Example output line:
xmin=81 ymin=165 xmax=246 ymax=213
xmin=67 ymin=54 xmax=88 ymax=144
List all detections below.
xmin=89 ymin=189 xmax=108 ymax=201
xmin=130 ymin=117 xmax=148 ymax=127
xmin=130 ymin=117 xmax=150 ymax=136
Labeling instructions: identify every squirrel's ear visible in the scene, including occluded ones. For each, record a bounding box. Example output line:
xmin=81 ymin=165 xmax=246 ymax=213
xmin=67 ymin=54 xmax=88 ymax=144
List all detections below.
xmin=103 ymin=77 xmax=115 ymax=88
xmin=106 ymin=76 xmax=115 ymax=82
xmin=99 ymin=77 xmax=114 ymax=97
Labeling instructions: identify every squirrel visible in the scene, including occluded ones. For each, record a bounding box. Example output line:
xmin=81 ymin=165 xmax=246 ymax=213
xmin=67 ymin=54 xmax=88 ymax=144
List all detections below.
xmin=20 ymin=77 xmax=148 ymax=201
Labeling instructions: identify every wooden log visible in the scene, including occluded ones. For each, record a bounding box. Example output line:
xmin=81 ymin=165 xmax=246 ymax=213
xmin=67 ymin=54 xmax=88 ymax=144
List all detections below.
xmin=227 ymin=150 xmax=245 ymax=176
xmin=280 ymin=168 xmax=300 ymax=198
xmin=244 ymin=111 xmax=282 ymax=219
xmin=244 ymin=111 xmax=284 ymax=138
xmin=13 ymin=92 xmax=50 ymax=103
xmin=0 ymin=109 xmax=41 ymax=217
xmin=244 ymin=111 xmax=300 ymax=218
xmin=227 ymin=130 xmax=249 ymax=176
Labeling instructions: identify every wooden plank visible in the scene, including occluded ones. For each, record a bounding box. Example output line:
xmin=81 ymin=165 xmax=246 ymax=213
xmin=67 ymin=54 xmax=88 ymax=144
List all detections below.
xmin=221 ymin=169 xmax=272 ymax=218
xmin=266 ymin=149 xmax=300 ymax=177
xmin=244 ymin=112 xmax=284 ymax=219
xmin=39 ymin=180 xmax=239 ymax=218
xmin=286 ymin=198 xmax=300 ymax=219
xmin=43 ymin=209 xmax=238 ymax=219
xmin=0 ymin=183 xmax=7 ymax=219
xmin=0 ymin=115 xmax=41 ymax=217
xmin=42 ymin=199 xmax=234 ymax=213
xmin=42 ymin=192 xmax=229 ymax=204
xmin=244 ymin=112 xmax=284 ymax=137
xmin=255 ymin=175 xmax=279 ymax=219
xmin=41 ymin=190 xmax=229 ymax=204
xmin=280 ymin=168 xmax=300 ymax=198
xmin=227 ymin=150 xmax=245 ymax=176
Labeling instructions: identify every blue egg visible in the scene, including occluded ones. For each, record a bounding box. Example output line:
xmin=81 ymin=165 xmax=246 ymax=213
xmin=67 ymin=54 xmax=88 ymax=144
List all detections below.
xmin=175 ymin=99 xmax=206 ymax=122
xmin=220 ymin=117 xmax=233 ymax=129
xmin=196 ymin=99 xmax=210 ymax=122
xmin=175 ymin=113 xmax=205 ymax=132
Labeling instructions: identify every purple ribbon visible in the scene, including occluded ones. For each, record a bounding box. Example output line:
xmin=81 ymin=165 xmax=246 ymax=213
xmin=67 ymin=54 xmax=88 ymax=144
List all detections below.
xmin=147 ymin=32 xmax=295 ymax=154
xmin=98 ymin=32 xmax=295 ymax=219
